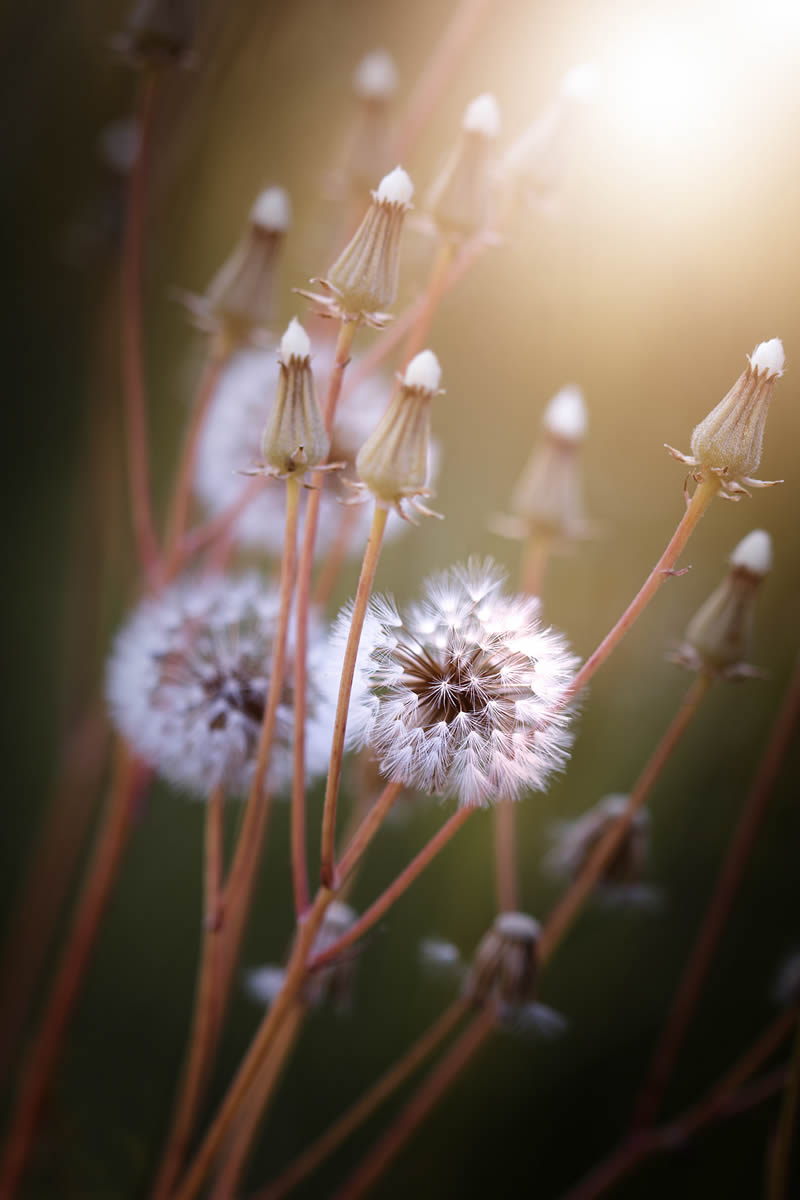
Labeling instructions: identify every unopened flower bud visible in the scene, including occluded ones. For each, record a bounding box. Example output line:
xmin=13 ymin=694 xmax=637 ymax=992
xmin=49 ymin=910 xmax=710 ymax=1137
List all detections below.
xmin=346 ymin=51 xmax=398 ymax=192
xmin=203 ymin=187 xmax=291 ymax=347
xmin=676 ymin=529 xmax=772 ymax=678
xmin=306 ymin=901 xmax=358 ymax=1010
xmin=669 ymin=339 xmax=785 ymax=498
xmin=504 ymin=385 xmax=588 ymax=540
xmin=465 ymin=912 xmax=539 ymax=1009
xmin=355 ymin=350 xmax=442 ymax=519
xmin=426 ymin=93 xmax=500 ymax=238
xmin=547 ymin=796 xmax=650 ymax=898
xmin=259 ymin=319 xmax=329 ymax=479
xmin=115 ymin=0 xmax=193 ymax=66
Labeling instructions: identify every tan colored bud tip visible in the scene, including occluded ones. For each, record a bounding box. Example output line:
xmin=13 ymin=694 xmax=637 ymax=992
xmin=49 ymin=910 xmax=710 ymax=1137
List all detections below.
xmin=261 ymin=319 xmax=329 ymax=478
xmin=465 ymin=911 xmax=539 ymax=1009
xmin=355 ymin=350 xmax=441 ymax=517
xmin=426 ymin=94 xmax=500 ymax=238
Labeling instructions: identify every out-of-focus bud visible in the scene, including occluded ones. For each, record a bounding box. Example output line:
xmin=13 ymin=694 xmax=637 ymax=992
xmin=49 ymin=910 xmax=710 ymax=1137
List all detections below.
xmin=200 ymin=187 xmax=291 ymax=350
xmin=668 ymin=339 xmax=785 ymax=499
xmin=346 ymin=50 xmax=398 ymax=193
xmin=305 ymin=901 xmax=358 ymax=1011
xmin=258 ymin=319 xmax=329 ymax=479
xmin=114 ymin=0 xmax=193 ymax=67
xmin=464 ymin=912 xmax=539 ymax=1009
xmin=426 ymin=93 xmax=500 ymax=239
xmin=546 ymin=796 xmax=653 ymax=904
xmin=674 ymin=530 xmax=772 ymax=679
xmin=355 ymin=350 xmax=442 ymax=519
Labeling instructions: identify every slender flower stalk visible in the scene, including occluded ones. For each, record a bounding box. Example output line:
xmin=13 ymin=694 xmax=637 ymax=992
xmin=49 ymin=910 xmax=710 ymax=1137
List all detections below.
xmin=0 ymin=745 xmax=149 ymax=1196
xmin=494 ymin=803 xmax=519 ymax=912
xmin=766 ymin=1018 xmax=800 ymax=1200
xmin=121 ymin=71 xmax=161 ymax=580
xmin=401 ymin=237 xmax=456 ymax=366
xmin=179 ymin=475 xmax=266 ymax=561
xmin=632 ymin=655 xmax=800 ymax=1131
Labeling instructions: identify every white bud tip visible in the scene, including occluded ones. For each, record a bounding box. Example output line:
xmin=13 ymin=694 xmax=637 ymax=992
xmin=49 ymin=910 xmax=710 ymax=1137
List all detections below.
xmin=543 ymin=385 xmax=587 ymax=440
xmin=376 ymin=165 xmax=414 ymax=205
xmin=494 ymin=911 xmax=540 ymax=940
xmin=559 ymin=63 xmax=598 ymax=103
xmin=730 ymin=529 xmax=772 ymax=576
xmin=280 ymin=317 xmax=311 ymax=361
xmin=403 ymin=349 xmax=441 ymax=392
xmin=748 ymin=338 xmax=785 ymax=378
xmin=353 ymin=49 xmax=397 ymax=99
xmin=250 ymin=187 xmax=292 ymax=232
xmin=463 ymin=92 xmax=501 ymax=137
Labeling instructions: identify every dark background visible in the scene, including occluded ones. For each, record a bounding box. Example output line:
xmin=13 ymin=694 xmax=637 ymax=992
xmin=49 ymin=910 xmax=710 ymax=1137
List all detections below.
xmin=2 ymin=0 xmax=799 ymax=1195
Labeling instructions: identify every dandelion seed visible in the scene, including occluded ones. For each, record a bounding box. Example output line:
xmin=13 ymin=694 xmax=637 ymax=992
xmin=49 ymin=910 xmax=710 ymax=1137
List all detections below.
xmin=105 ymin=574 xmax=333 ymax=797
xmin=338 ymin=558 xmax=577 ymax=807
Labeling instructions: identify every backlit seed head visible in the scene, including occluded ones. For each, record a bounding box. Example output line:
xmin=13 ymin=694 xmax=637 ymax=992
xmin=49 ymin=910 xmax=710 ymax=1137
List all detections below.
xmin=427 ymin=93 xmax=500 ymax=238
xmin=465 ymin=912 xmax=540 ymax=1009
xmin=339 ymin=558 xmax=577 ymax=807
xmin=259 ymin=319 xmax=329 ymax=479
xmin=674 ymin=530 xmax=772 ymax=679
xmin=546 ymin=795 xmax=652 ymax=902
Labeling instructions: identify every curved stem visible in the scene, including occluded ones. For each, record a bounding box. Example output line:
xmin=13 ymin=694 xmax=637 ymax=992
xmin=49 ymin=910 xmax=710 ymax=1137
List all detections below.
xmin=121 ymin=70 xmax=161 ymax=580
xmin=494 ymin=803 xmax=518 ymax=912
xmin=632 ymin=658 xmax=800 ymax=1131
xmin=312 ymin=502 xmax=361 ymax=609
xmin=253 ymin=1000 xmax=468 ymax=1200
xmin=320 ymin=503 xmax=388 ymax=887
xmin=332 ymin=1006 xmax=496 ymax=1200
xmin=539 ymin=672 xmax=713 ymax=964
xmin=520 ymin=531 xmax=554 ymax=598
xmin=0 ymin=745 xmax=148 ymax=1197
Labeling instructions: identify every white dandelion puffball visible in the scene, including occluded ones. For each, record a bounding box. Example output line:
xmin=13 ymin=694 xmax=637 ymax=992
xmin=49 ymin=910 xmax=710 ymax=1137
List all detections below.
xmin=106 ymin=574 xmax=333 ymax=797
xmin=194 ymin=345 xmax=440 ymax=557
xmin=337 ymin=559 xmax=578 ymax=807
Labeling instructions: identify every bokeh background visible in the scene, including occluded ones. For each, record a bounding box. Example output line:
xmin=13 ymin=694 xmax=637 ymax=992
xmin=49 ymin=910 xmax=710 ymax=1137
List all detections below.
xmin=2 ymin=0 xmax=800 ymax=1195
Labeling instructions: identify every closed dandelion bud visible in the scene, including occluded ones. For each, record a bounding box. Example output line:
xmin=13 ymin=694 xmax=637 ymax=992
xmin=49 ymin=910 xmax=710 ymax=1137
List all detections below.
xmin=319 ymin=166 xmax=414 ymax=324
xmin=348 ymin=50 xmax=398 ymax=192
xmin=465 ymin=912 xmax=539 ymax=1009
xmin=677 ymin=530 xmax=772 ymax=678
xmin=260 ymin=319 xmax=329 ymax=478
xmin=204 ymin=187 xmax=291 ymax=346
xmin=355 ymin=349 xmax=441 ymax=518
xmin=426 ymin=93 xmax=500 ymax=238
xmin=507 ymin=385 xmax=588 ymax=539
xmin=116 ymin=0 xmax=193 ymax=66
xmin=547 ymin=796 xmax=650 ymax=898
xmin=247 ymin=902 xmax=358 ymax=1014
xmin=669 ymin=339 xmax=785 ymax=498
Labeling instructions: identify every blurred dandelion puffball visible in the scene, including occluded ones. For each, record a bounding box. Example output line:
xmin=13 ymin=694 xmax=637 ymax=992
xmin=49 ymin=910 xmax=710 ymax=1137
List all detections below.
xmin=338 ymin=559 xmax=577 ymax=807
xmin=105 ymin=574 xmax=334 ymax=797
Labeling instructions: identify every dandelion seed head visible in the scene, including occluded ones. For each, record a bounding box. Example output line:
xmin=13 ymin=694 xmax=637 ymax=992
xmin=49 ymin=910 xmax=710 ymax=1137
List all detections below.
xmin=338 ymin=558 xmax=577 ymax=807
xmin=106 ymin=573 xmax=333 ymax=797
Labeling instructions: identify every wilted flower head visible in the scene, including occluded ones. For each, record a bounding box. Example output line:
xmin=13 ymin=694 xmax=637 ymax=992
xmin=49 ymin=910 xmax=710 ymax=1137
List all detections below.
xmin=106 ymin=574 xmax=333 ymax=797
xmin=246 ymin=901 xmax=358 ymax=1013
xmin=668 ymin=339 xmax=785 ymax=499
xmin=339 ymin=558 xmax=577 ymax=807
xmin=299 ymin=166 xmax=413 ymax=327
xmin=194 ymin=345 xmax=439 ymax=557
xmin=673 ymin=529 xmax=772 ymax=679
xmin=546 ymin=795 xmax=655 ymax=906
xmin=426 ymin=93 xmax=500 ymax=239
xmin=114 ymin=0 xmax=193 ymax=66
xmin=464 ymin=912 xmax=539 ymax=1010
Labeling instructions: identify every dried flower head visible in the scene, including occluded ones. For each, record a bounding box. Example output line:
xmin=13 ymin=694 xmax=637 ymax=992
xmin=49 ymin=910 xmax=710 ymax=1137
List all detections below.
xmin=340 ymin=558 xmax=577 ymax=807
xmin=465 ymin=912 xmax=539 ymax=1009
xmin=546 ymin=795 xmax=656 ymax=906
xmin=253 ymin=318 xmax=331 ymax=480
xmin=194 ymin=346 xmax=439 ymax=556
xmin=426 ymin=93 xmax=500 ymax=239
xmin=354 ymin=349 xmax=443 ymax=520
xmin=672 ymin=529 xmax=772 ymax=679
xmin=299 ymin=167 xmax=413 ymax=327
xmin=667 ymin=339 xmax=785 ymax=499
xmin=106 ymin=574 xmax=333 ymax=797
xmin=114 ymin=0 xmax=193 ymax=67
xmin=246 ymin=901 xmax=358 ymax=1013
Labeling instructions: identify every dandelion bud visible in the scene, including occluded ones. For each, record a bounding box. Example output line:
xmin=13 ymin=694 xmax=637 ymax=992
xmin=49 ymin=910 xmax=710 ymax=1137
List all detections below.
xmin=504 ymin=385 xmax=588 ymax=540
xmin=676 ymin=530 xmax=772 ymax=678
xmin=546 ymin=796 xmax=651 ymax=901
xmin=247 ymin=902 xmax=358 ymax=1014
xmin=669 ymin=339 xmax=785 ymax=498
xmin=426 ymin=93 xmax=500 ymax=238
xmin=260 ymin=319 xmax=329 ymax=478
xmin=203 ymin=187 xmax=292 ymax=347
xmin=311 ymin=166 xmax=413 ymax=325
xmin=355 ymin=350 xmax=441 ymax=519
xmin=116 ymin=0 xmax=193 ymax=66
xmin=465 ymin=912 xmax=539 ymax=1009
xmin=347 ymin=51 xmax=398 ymax=192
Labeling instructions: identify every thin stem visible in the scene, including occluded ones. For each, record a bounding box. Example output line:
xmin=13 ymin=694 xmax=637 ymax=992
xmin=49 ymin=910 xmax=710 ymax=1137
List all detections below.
xmin=520 ymin=530 xmax=554 ymax=597
xmin=121 ymin=70 xmax=161 ymax=580
xmin=565 ymin=476 xmax=718 ymax=703
xmin=335 ymin=780 xmax=404 ymax=881
xmin=253 ymin=1000 xmax=468 ymax=1200
xmin=0 ymin=745 xmax=147 ymax=1197
xmin=179 ymin=476 xmax=266 ymax=562
xmin=767 ymin=1017 xmax=800 ymax=1200
xmin=163 ymin=348 xmax=228 ymax=577
xmin=312 ymin=806 xmax=472 ymax=972
xmin=632 ymin=657 xmax=800 ymax=1131
xmin=333 ymin=1006 xmax=496 ymax=1200
xmin=320 ymin=503 xmax=389 ymax=888
xmin=151 ymin=785 xmax=227 ymax=1200
xmin=312 ymin=502 xmax=361 ymax=609
xmin=401 ymin=238 xmax=456 ymax=368
xmin=291 ymin=320 xmax=357 ymax=916
xmin=539 ymin=672 xmax=713 ymax=964
xmin=494 ymin=803 xmax=518 ymax=912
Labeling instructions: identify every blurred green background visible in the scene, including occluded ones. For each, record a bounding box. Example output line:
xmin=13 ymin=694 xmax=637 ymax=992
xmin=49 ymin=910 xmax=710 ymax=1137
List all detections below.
xmin=2 ymin=0 xmax=799 ymax=1195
